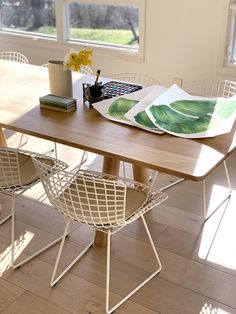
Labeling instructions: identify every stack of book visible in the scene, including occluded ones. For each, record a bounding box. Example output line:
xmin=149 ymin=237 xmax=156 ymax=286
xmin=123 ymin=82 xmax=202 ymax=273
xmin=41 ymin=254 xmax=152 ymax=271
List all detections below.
xmin=39 ymin=94 xmax=77 ymax=112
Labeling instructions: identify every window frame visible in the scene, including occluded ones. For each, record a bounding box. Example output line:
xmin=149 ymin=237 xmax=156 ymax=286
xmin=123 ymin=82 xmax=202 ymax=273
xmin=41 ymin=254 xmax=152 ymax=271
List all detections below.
xmin=225 ymin=2 xmax=236 ymax=66
xmin=0 ymin=0 xmax=146 ymax=62
xmin=217 ymin=0 xmax=236 ymax=74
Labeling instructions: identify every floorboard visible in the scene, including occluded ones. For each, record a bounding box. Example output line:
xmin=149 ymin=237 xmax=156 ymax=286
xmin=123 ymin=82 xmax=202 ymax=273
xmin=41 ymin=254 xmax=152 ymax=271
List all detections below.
xmin=0 ymin=134 xmax=236 ymax=313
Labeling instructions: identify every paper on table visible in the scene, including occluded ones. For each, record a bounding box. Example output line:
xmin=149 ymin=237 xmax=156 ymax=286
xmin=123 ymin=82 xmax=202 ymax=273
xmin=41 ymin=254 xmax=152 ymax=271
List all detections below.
xmin=145 ymin=84 xmax=236 ymax=138
xmin=124 ymin=85 xmax=167 ymax=134
xmin=92 ymin=85 xmax=157 ymax=126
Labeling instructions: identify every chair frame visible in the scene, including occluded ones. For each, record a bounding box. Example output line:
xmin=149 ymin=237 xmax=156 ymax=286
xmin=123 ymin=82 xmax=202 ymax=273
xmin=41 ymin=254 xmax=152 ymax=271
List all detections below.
xmin=0 ymin=147 xmax=68 ymax=269
xmin=108 ymin=72 xmax=158 ymax=87
xmin=182 ymin=79 xmax=234 ymax=219
xmin=0 ymin=51 xmax=29 ymax=148
xmin=33 ymin=160 xmax=167 ymax=314
xmin=0 ymin=51 xmax=29 ymax=64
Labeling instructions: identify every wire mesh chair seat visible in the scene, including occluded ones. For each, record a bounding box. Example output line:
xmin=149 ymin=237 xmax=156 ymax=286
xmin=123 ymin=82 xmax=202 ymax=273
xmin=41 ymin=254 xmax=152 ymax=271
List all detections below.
xmin=0 ymin=51 xmax=29 ymax=64
xmin=0 ymin=147 xmax=68 ymax=268
xmin=33 ymin=158 xmax=168 ymax=314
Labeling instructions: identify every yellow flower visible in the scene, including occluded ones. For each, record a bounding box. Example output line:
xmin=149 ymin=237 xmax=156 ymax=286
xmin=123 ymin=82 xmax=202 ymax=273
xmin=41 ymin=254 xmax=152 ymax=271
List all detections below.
xmin=63 ymin=48 xmax=92 ymax=72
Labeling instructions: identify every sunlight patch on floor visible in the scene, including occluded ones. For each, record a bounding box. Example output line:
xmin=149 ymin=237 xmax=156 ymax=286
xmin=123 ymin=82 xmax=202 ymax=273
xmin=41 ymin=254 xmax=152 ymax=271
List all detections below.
xmin=0 ymin=231 xmax=34 ymax=276
xmin=204 ymin=184 xmax=231 ymax=217
xmin=200 ymin=303 xmax=231 ymax=313
xmin=198 ymin=185 xmax=236 ymax=270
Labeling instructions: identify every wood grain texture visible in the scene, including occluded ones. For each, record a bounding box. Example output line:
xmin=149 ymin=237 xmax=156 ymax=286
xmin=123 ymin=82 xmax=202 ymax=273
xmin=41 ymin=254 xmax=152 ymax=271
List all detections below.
xmin=0 ymin=60 xmax=235 ymax=181
xmin=0 ymin=128 xmax=7 ymax=147
xmin=0 ymin=135 xmax=236 ymax=314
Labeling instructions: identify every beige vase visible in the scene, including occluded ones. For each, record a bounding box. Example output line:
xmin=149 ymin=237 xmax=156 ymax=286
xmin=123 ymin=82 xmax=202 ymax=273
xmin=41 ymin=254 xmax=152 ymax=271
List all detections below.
xmin=48 ymin=60 xmax=73 ymax=97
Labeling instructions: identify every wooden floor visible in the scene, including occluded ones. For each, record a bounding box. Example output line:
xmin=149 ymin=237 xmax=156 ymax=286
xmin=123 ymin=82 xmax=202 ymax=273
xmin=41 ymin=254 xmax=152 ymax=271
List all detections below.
xmin=0 ymin=132 xmax=236 ymax=314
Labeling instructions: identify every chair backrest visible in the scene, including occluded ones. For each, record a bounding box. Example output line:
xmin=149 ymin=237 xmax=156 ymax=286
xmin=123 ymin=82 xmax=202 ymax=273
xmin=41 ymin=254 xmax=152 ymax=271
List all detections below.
xmin=33 ymin=159 xmax=128 ymax=229
xmin=108 ymin=73 xmax=158 ymax=87
xmin=0 ymin=51 xmax=29 ymax=64
xmin=0 ymin=148 xmax=24 ymax=192
xmin=182 ymin=79 xmax=236 ymax=98
xmin=80 ymin=65 xmax=93 ymax=75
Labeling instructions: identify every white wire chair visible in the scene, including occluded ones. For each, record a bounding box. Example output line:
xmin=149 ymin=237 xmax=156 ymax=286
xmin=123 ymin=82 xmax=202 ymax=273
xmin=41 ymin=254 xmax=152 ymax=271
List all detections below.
xmin=155 ymin=78 xmax=234 ymax=220
xmin=183 ymin=79 xmax=234 ymax=219
xmin=0 ymin=147 xmax=68 ymax=268
xmin=108 ymin=72 xmax=158 ymax=87
xmin=0 ymin=51 xmax=29 ymax=64
xmin=80 ymin=65 xmax=93 ymax=75
xmin=182 ymin=78 xmax=236 ymax=98
xmin=0 ymin=51 xmax=29 ymax=148
xmin=33 ymin=158 xmax=168 ymax=314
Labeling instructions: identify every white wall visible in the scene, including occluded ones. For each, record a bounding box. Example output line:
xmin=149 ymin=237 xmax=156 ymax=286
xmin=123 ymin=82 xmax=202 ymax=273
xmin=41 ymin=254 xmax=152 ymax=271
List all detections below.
xmin=0 ymin=0 xmax=235 ymax=86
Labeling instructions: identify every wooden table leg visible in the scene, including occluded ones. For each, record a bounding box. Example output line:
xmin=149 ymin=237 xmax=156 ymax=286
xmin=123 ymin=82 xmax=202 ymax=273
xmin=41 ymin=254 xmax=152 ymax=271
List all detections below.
xmin=0 ymin=127 xmax=7 ymax=147
xmin=132 ymin=164 xmax=149 ymax=185
xmin=102 ymin=156 xmax=120 ymax=175
xmin=94 ymin=156 xmax=120 ymax=247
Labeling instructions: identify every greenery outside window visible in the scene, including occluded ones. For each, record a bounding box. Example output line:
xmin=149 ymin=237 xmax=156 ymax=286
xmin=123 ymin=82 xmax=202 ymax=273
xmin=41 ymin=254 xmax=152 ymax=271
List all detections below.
xmin=67 ymin=2 xmax=139 ymax=50
xmin=0 ymin=0 xmax=56 ymax=38
xmin=0 ymin=0 xmax=145 ymax=59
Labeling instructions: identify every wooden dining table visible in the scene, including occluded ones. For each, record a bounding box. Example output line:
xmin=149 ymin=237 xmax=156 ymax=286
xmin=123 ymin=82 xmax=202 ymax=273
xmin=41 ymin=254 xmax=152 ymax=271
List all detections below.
xmin=0 ymin=60 xmax=236 ymax=246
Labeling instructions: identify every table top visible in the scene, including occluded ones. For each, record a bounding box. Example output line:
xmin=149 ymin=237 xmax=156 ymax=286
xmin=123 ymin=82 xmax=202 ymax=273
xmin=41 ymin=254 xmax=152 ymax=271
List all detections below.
xmin=0 ymin=60 xmax=235 ymax=181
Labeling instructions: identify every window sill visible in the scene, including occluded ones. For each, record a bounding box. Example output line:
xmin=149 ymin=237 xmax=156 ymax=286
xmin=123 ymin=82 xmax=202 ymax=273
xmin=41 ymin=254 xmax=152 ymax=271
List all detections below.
xmin=216 ymin=62 xmax=236 ymax=77
xmin=0 ymin=31 xmax=145 ymax=63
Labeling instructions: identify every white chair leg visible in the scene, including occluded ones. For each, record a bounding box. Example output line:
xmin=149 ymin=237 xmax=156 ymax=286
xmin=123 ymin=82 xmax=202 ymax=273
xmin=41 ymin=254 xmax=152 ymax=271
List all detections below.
xmin=18 ymin=133 xmax=28 ymax=149
xmin=0 ymin=213 xmax=12 ymax=225
xmin=141 ymin=215 xmax=162 ymax=271
xmin=50 ymin=219 xmax=94 ymax=287
xmin=149 ymin=171 xmax=184 ymax=191
xmin=159 ymin=177 xmax=185 ymax=192
xmin=70 ymin=150 xmax=88 ymax=173
xmin=11 ymin=200 xmax=72 ymax=269
xmin=203 ymin=160 xmax=232 ymax=220
xmin=106 ymin=216 xmax=162 ymax=314
xmin=148 ymin=171 xmax=159 ymax=188
xmin=11 ymin=197 xmax=16 ymax=268
xmin=54 ymin=142 xmax=58 ymax=159
xmin=50 ymin=219 xmax=70 ymax=286
xmin=105 ymin=230 xmax=111 ymax=314
xmin=203 ymin=179 xmax=207 ymax=219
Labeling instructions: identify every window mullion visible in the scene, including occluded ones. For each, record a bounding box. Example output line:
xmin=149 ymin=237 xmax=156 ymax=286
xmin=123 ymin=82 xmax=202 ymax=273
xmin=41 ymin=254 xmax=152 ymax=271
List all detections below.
xmin=230 ymin=14 xmax=236 ymax=63
xmin=56 ymin=0 xmax=68 ymax=43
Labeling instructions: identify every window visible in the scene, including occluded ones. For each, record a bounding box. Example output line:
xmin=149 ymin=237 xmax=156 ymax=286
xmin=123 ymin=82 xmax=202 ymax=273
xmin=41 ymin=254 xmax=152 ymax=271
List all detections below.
xmin=67 ymin=2 xmax=139 ymax=50
xmin=0 ymin=0 xmax=56 ymax=37
xmin=0 ymin=0 xmax=145 ymax=59
xmin=225 ymin=0 xmax=236 ymax=65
